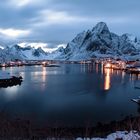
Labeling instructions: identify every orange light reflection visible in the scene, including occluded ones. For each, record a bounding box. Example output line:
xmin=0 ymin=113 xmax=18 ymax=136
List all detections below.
xmin=41 ymin=67 xmax=47 ymax=91
xmin=104 ymin=68 xmax=111 ymax=91
xmin=42 ymin=67 xmax=47 ymax=83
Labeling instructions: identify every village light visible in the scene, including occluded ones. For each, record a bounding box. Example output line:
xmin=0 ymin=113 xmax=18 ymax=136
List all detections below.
xmin=104 ymin=63 xmax=111 ymax=68
xmin=2 ymin=63 xmax=6 ymax=67
xmin=42 ymin=61 xmax=46 ymax=65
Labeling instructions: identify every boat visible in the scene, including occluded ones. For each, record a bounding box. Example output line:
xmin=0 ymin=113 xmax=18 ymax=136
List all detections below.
xmin=0 ymin=76 xmax=23 ymax=88
xmin=43 ymin=64 xmax=60 ymax=67
xmin=134 ymin=86 xmax=140 ymax=89
xmin=131 ymin=99 xmax=140 ymax=104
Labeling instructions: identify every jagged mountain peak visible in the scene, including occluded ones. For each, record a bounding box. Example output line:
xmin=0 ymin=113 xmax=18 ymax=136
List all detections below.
xmin=0 ymin=22 xmax=140 ymax=62
xmin=121 ymin=33 xmax=137 ymax=42
xmin=36 ymin=47 xmax=47 ymax=55
xmin=60 ymin=22 xmax=140 ymax=60
xmin=92 ymin=22 xmax=110 ymax=34
xmin=12 ymin=44 xmax=21 ymax=49
xmin=11 ymin=44 xmax=32 ymax=51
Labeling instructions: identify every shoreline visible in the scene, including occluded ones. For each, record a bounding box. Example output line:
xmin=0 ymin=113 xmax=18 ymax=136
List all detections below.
xmin=0 ymin=114 xmax=140 ymax=139
xmin=0 ymin=60 xmax=140 ymax=139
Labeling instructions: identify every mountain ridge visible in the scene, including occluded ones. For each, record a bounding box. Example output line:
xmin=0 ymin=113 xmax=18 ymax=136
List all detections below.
xmin=59 ymin=22 xmax=140 ymax=60
xmin=0 ymin=22 xmax=140 ymax=62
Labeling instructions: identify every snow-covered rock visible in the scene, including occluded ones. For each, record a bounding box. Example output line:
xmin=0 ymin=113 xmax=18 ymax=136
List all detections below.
xmin=76 ymin=131 xmax=140 ymax=140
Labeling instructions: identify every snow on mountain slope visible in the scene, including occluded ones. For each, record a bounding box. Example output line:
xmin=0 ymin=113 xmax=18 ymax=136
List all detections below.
xmin=46 ymin=46 xmax=66 ymax=60
xmin=0 ymin=46 xmax=19 ymax=62
xmin=60 ymin=22 xmax=140 ymax=60
xmin=0 ymin=22 xmax=140 ymax=61
xmin=18 ymin=42 xmax=67 ymax=53
xmin=0 ymin=42 xmax=67 ymax=62
xmin=8 ymin=44 xmax=49 ymax=60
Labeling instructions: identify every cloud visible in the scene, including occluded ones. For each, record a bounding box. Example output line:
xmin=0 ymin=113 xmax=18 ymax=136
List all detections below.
xmin=0 ymin=0 xmax=140 ymax=45
xmin=30 ymin=9 xmax=93 ymax=30
xmin=9 ymin=0 xmax=44 ymax=7
xmin=0 ymin=28 xmax=31 ymax=38
xmin=10 ymin=0 xmax=32 ymax=7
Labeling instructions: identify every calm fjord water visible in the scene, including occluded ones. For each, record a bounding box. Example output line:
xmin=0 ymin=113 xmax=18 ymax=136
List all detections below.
xmin=0 ymin=64 xmax=140 ymax=127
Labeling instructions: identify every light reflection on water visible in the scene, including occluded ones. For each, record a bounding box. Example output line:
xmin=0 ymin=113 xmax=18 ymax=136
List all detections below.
xmin=4 ymin=86 xmax=19 ymax=100
xmin=41 ymin=67 xmax=47 ymax=90
xmin=104 ymin=68 xmax=111 ymax=91
xmin=0 ymin=64 xmax=140 ymax=127
xmin=130 ymin=74 xmax=140 ymax=81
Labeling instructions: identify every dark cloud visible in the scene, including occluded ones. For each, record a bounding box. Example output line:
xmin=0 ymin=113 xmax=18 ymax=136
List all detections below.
xmin=0 ymin=0 xmax=140 ymax=45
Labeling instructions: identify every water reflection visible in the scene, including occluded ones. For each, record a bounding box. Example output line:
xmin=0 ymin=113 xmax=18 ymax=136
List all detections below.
xmin=87 ymin=64 xmax=93 ymax=73
xmin=41 ymin=67 xmax=47 ymax=90
xmin=30 ymin=67 xmax=47 ymax=90
xmin=104 ymin=68 xmax=111 ymax=91
xmin=101 ymin=63 xmax=104 ymax=74
xmin=42 ymin=67 xmax=47 ymax=83
xmin=121 ymin=71 xmax=125 ymax=80
xmin=0 ymin=64 xmax=140 ymax=127
xmin=95 ymin=63 xmax=99 ymax=73
xmin=20 ymin=72 xmax=25 ymax=79
xmin=1 ymin=67 xmax=6 ymax=71
xmin=130 ymin=74 xmax=140 ymax=82
xmin=4 ymin=86 xmax=19 ymax=100
xmin=9 ymin=67 xmax=13 ymax=75
xmin=80 ymin=64 xmax=94 ymax=73
xmin=80 ymin=64 xmax=86 ymax=73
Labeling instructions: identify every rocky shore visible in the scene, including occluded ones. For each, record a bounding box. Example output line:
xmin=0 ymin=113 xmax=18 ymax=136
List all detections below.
xmin=0 ymin=114 xmax=140 ymax=139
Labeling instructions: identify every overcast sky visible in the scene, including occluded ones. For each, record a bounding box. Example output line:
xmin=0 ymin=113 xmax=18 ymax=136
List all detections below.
xmin=0 ymin=0 xmax=140 ymax=45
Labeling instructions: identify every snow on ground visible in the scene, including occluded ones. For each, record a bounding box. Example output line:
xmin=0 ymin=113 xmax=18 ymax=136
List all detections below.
xmin=76 ymin=131 xmax=140 ymax=140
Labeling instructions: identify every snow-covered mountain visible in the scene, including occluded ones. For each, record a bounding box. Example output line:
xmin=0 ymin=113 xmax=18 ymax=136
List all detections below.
xmin=8 ymin=44 xmax=49 ymax=60
xmin=0 ymin=22 xmax=140 ymax=62
xmin=0 ymin=44 xmax=49 ymax=62
xmin=58 ymin=22 xmax=140 ymax=60
xmin=0 ymin=43 xmax=66 ymax=62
